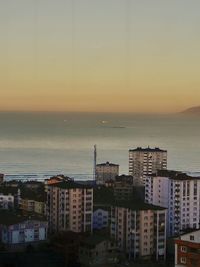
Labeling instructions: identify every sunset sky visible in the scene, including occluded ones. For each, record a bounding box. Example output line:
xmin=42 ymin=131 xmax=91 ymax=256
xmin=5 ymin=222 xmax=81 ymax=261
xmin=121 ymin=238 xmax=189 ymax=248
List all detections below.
xmin=0 ymin=0 xmax=200 ymax=113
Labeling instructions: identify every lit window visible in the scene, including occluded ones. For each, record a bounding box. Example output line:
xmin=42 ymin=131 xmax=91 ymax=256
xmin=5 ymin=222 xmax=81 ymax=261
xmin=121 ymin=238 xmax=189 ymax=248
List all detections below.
xmin=181 ymin=246 xmax=187 ymax=253
xmin=180 ymin=257 xmax=186 ymax=264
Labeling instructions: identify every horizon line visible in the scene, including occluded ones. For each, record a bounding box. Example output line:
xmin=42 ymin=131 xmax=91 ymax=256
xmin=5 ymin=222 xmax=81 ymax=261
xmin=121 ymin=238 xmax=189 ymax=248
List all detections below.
xmin=0 ymin=110 xmax=180 ymax=115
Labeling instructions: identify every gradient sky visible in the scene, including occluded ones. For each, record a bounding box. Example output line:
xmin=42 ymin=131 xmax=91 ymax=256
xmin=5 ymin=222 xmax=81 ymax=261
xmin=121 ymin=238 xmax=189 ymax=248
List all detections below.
xmin=0 ymin=0 xmax=200 ymax=113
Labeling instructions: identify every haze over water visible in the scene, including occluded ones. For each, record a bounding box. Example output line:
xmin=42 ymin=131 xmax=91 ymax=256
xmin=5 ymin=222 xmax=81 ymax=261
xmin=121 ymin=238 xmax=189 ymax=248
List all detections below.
xmin=0 ymin=112 xmax=199 ymax=180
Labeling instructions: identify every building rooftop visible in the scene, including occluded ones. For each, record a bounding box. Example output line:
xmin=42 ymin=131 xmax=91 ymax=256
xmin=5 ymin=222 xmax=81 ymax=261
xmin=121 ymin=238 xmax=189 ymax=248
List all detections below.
xmin=96 ymin=161 xmax=119 ymax=167
xmin=45 ymin=175 xmax=73 ymax=182
xmin=0 ymin=211 xmax=47 ymax=226
xmin=153 ymin=170 xmax=200 ymax=180
xmin=129 ymin=147 xmax=167 ymax=152
xmin=112 ymin=200 xmax=166 ymax=211
xmin=175 ymin=229 xmax=200 ymax=239
xmin=49 ymin=180 xmax=93 ymax=189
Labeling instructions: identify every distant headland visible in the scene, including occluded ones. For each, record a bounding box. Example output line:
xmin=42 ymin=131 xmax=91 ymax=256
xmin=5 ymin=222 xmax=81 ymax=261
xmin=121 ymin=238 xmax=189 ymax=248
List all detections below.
xmin=182 ymin=106 xmax=200 ymax=115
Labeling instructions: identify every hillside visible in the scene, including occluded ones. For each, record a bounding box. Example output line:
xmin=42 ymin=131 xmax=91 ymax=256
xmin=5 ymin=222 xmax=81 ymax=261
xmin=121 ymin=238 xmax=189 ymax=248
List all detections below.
xmin=182 ymin=106 xmax=200 ymax=115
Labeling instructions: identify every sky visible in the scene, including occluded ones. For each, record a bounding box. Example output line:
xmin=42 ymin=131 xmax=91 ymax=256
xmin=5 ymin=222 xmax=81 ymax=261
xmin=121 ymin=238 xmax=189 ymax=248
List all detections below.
xmin=0 ymin=0 xmax=200 ymax=113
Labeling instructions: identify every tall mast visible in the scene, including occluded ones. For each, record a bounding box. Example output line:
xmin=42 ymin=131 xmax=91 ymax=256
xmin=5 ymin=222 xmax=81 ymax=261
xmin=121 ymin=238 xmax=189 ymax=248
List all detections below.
xmin=93 ymin=145 xmax=97 ymax=181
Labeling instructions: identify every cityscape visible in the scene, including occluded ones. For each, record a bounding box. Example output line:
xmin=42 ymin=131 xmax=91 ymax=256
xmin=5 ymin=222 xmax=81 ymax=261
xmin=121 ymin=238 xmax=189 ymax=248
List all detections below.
xmin=1 ymin=0 xmax=200 ymax=266
xmin=0 ymin=146 xmax=200 ymax=266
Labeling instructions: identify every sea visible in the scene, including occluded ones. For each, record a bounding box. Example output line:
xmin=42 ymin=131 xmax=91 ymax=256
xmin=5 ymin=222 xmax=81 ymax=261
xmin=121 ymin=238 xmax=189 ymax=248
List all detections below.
xmin=0 ymin=112 xmax=199 ymax=181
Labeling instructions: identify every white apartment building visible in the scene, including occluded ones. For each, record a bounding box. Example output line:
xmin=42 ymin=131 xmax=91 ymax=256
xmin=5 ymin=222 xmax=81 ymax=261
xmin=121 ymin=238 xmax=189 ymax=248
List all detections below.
xmin=145 ymin=170 xmax=200 ymax=237
xmin=47 ymin=181 xmax=93 ymax=233
xmin=111 ymin=203 xmax=167 ymax=261
xmin=129 ymin=147 xmax=167 ymax=186
xmin=0 ymin=212 xmax=47 ymax=245
xmin=0 ymin=194 xmax=14 ymax=209
xmin=96 ymin=162 xmax=119 ymax=185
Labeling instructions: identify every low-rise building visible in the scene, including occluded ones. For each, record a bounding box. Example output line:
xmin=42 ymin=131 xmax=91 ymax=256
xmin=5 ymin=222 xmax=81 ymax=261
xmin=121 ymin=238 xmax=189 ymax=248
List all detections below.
xmin=0 ymin=194 xmax=14 ymax=210
xmin=20 ymin=184 xmax=46 ymax=215
xmin=0 ymin=187 xmax=21 ymax=208
xmin=111 ymin=201 xmax=167 ymax=261
xmin=96 ymin=162 xmax=119 ymax=185
xmin=20 ymin=199 xmax=45 ymax=215
xmin=175 ymin=230 xmax=200 ymax=267
xmin=0 ymin=211 xmax=48 ymax=247
xmin=79 ymin=235 xmax=117 ymax=266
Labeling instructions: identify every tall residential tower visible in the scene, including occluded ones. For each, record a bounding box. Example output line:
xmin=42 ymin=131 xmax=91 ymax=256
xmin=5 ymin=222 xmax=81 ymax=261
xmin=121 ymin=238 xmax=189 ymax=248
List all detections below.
xmin=96 ymin=162 xmax=119 ymax=185
xmin=129 ymin=147 xmax=167 ymax=185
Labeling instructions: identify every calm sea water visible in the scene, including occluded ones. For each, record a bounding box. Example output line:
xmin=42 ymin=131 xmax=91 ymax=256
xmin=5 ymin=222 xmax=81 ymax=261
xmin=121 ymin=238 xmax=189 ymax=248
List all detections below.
xmin=0 ymin=112 xmax=199 ymax=181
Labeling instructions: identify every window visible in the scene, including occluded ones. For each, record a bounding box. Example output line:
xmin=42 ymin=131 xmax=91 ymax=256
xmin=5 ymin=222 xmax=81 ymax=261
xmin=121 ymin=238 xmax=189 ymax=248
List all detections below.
xmin=181 ymin=246 xmax=187 ymax=253
xmin=180 ymin=257 xmax=186 ymax=264
xmin=190 ymin=235 xmax=194 ymax=241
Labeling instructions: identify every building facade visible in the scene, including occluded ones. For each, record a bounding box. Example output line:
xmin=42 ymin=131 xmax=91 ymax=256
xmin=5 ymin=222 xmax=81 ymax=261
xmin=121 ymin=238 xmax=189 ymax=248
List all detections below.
xmin=129 ymin=147 xmax=167 ymax=186
xmin=175 ymin=230 xmax=200 ymax=267
xmin=111 ymin=203 xmax=167 ymax=261
xmin=145 ymin=170 xmax=200 ymax=237
xmin=96 ymin=162 xmax=119 ymax=185
xmin=47 ymin=181 xmax=93 ymax=233
xmin=0 ymin=187 xmax=21 ymax=208
xmin=93 ymin=207 xmax=109 ymax=230
xmin=114 ymin=175 xmax=133 ymax=201
xmin=0 ymin=212 xmax=47 ymax=246
xmin=0 ymin=194 xmax=14 ymax=210
xmin=21 ymin=199 xmax=45 ymax=215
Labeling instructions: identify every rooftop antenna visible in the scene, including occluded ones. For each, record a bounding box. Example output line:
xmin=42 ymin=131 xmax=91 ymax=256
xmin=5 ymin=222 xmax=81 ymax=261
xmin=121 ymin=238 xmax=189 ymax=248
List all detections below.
xmin=93 ymin=145 xmax=97 ymax=181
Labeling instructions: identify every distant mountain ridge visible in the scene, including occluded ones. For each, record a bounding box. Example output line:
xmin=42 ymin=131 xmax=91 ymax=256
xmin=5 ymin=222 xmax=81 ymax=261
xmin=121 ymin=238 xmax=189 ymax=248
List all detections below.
xmin=182 ymin=106 xmax=200 ymax=114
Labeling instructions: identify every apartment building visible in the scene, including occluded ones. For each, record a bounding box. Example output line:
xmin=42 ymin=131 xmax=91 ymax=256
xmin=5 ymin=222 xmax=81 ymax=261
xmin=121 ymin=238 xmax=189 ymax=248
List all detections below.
xmin=0 ymin=211 xmax=47 ymax=246
xmin=129 ymin=147 xmax=167 ymax=186
xmin=111 ymin=202 xmax=167 ymax=261
xmin=96 ymin=162 xmax=119 ymax=185
xmin=175 ymin=230 xmax=200 ymax=267
xmin=93 ymin=206 xmax=110 ymax=230
xmin=114 ymin=175 xmax=133 ymax=201
xmin=145 ymin=170 xmax=200 ymax=237
xmin=21 ymin=199 xmax=45 ymax=215
xmin=47 ymin=181 xmax=93 ymax=233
